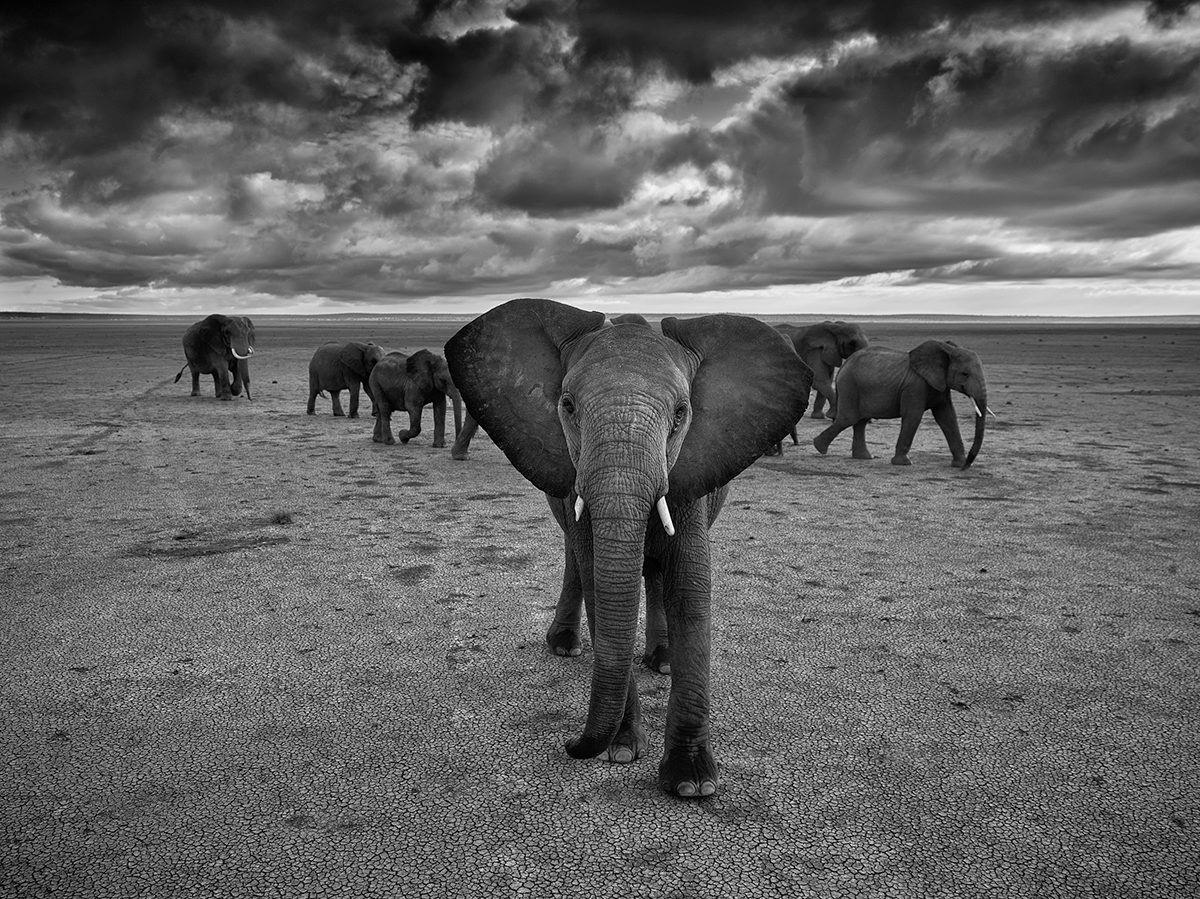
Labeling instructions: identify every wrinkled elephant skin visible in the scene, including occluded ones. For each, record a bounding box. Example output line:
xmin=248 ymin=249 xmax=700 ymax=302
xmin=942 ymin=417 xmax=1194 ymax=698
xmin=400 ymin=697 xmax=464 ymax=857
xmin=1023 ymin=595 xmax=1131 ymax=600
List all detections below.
xmin=445 ymin=299 xmax=810 ymax=797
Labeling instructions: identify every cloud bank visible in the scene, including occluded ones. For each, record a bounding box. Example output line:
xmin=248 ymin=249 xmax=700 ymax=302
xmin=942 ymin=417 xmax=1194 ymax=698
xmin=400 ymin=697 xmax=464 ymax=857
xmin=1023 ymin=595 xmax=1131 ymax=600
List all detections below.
xmin=1 ymin=0 xmax=1198 ymax=312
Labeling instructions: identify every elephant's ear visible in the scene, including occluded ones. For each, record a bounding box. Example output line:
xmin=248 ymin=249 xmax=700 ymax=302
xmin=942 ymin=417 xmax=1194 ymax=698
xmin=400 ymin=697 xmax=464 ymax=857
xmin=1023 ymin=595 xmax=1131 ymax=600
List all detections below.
xmin=910 ymin=340 xmax=950 ymax=392
xmin=663 ymin=314 xmax=811 ymax=501
xmin=198 ymin=314 xmax=229 ymax=348
xmin=445 ymin=298 xmax=606 ymax=497
xmin=339 ymin=343 xmax=368 ymax=379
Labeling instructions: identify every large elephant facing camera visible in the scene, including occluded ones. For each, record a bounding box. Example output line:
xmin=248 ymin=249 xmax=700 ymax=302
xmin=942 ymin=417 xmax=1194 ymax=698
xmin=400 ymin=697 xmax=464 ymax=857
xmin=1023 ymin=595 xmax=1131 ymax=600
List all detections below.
xmin=813 ymin=340 xmax=989 ymax=468
xmin=307 ymin=341 xmax=385 ymax=418
xmin=174 ymin=314 xmax=255 ymax=400
xmin=370 ymin=349 xmax=462 ymax=447
xmin=446 ymin=299 xmax=809 ymax=798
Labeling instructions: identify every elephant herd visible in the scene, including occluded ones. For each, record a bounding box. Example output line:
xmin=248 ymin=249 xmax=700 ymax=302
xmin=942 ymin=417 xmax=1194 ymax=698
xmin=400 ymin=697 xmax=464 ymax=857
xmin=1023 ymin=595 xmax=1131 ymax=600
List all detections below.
xmin=174 ymin=301 xmax=991 ymax=799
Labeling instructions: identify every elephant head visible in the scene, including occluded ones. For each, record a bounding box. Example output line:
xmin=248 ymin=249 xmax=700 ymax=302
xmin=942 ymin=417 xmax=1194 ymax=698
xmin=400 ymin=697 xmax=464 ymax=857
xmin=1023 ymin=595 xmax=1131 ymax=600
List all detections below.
xmin=204 ymin=314 xmax=255 ymax=397
xmin=341 ymin=341 xmax=385 ymax=381
xmin=446 ymin=299 xmax=808 ymax=758
xmin=778 ymin=320 xmax=868 ymax=404
xmin=909 ymin=340 xmax=988 ymax=469
xmin=407 ymin=349 xmax=463 ymax=437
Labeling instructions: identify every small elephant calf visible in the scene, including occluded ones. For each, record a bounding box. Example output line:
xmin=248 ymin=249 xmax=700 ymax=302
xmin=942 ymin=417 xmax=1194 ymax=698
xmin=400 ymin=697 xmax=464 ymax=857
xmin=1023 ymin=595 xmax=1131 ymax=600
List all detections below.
xmin=369 ymin=349 xmax=463 ymax=447
xmin=813 ymin=340 xmax=990 ymax=468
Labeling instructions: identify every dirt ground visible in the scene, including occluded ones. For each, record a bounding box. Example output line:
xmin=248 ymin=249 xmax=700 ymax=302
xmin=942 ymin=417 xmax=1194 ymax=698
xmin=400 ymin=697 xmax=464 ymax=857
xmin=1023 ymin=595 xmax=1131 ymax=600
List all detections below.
xmin=1 ymin=313 xmax=1197 ymax=899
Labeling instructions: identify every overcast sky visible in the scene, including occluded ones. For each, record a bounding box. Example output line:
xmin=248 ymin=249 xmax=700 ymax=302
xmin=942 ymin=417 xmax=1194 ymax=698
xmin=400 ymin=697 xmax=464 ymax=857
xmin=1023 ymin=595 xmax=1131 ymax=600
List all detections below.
xmin=1 ymin=0 xmax=1198 ymax=316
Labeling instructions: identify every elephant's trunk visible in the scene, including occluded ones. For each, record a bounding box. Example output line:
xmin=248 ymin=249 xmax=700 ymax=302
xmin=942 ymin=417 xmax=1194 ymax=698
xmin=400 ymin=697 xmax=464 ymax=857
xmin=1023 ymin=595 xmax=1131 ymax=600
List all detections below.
xmin=963 ymin=387 xmax=987 ymax=469
xmin=564 ymin=486 xmax=652 ymax=759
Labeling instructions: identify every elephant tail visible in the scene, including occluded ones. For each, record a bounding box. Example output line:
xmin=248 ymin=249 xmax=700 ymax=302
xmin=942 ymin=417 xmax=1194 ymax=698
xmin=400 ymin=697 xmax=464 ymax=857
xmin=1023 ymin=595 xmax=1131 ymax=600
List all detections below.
xmin=173 ymin=363 xmax=188 ymax=383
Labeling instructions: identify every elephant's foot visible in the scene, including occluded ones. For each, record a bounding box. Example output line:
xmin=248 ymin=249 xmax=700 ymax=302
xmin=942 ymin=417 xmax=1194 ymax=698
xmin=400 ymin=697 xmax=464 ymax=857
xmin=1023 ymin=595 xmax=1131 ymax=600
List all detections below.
xmin=546 ymin=623 xmax=582 ymax=657
xmin=333 ymin=410 xmax=345 ymax=417
xmin=306 ymin=408 xmax=315 ymax=415
xmin=659 ymin=744 xmax=720 ymax=798
xmin=950 ymin=456 xmax=966 ymax=469
xmin=451 ymin=447 xmax=469 ymax=461
xmin=385 ymin=437 xmax=396 ymax=446
xmin=191 ymin=390 xmax=200 ymax=397
xmin=852 ymin=447 xmax=873 ymax=460
xmin=604 ymin=716 xmax=648 ymax=765
xmin=890 ymin=454 xmax=912 ymax=466
xmin=432 ymin=440 xmax=446 ymax=448
xmin=812 ymin=435 xmax=830 ymax=454
xmin=219 ymin=394 xmax=232 ymax=401
xmin=348 ymin=412 xmax=359 ymax=419
xmin=762 ymin=444 xmax=781 ymax=457
xmin=642 ymin=643 xmax=670 ymax=674
xmin=810 ymin=409 xmax=826 ymax=420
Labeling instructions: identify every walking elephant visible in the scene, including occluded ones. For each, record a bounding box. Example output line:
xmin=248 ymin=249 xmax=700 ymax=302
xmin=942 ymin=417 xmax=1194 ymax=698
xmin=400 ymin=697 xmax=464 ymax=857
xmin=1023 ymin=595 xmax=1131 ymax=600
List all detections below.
xmin=812 ymin=340 xmax=990 ymax=468
xmin=776 ymin=320 xmax=869 ymax=421
xmin=174 ymin=314 xmax=255 ymax=400
xmin=445 ymin=299 xmax=809 ymax=798
xmin=307 ymin=341 xmax=385 ymax=418
xmin=370 ymin=349 xmax=463 ymax=447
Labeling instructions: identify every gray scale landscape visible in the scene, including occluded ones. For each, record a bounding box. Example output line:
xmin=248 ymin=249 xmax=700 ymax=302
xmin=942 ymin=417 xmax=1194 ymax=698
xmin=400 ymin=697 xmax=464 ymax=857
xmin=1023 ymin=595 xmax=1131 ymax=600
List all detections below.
xmin=1 ymin=318 xmax=1197 ymax=898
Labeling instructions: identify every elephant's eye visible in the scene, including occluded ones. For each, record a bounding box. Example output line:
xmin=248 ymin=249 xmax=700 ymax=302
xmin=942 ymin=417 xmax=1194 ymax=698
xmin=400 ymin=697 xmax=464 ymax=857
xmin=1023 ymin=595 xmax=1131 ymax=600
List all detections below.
xmin=671 ymin=402 xmax=688 ymax=432
xmin=560 ymin=394 xmax=575 ymax=416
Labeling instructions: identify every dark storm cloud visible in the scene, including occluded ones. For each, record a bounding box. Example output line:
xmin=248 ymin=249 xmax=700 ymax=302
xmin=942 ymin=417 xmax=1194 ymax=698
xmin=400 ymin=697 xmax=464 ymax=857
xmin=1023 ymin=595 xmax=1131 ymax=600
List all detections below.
xmin=1 ymin=0 xmax=1199 ymax=306
xmin=567 ymin=0 xmax=1197 ymax=81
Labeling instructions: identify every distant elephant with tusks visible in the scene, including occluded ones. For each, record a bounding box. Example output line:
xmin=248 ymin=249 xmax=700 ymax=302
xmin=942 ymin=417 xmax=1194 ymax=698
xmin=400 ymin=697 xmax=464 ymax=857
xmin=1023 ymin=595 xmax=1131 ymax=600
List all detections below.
xmin=174 ymin=314 xmax=256 ymax=401
xmin=813 ymin=340 xmax=991 ymax=468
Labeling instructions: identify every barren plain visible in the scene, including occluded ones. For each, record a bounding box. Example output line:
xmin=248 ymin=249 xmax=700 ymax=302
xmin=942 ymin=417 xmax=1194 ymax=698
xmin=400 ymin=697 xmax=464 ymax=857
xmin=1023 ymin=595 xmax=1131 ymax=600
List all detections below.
xmin=1 ymin=314 xmax=1198 ymax=898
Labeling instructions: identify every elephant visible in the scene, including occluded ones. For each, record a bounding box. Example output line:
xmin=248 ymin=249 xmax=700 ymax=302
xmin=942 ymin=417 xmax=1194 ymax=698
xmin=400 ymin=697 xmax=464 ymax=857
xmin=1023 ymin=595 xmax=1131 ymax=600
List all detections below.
xmin=450 ymin=410 xmax=480 ymax=460
xmin=445 ymin=298 xmax=809 ymax=798
xmin=767 ymin=321 xmax=868 ymax=454
xmin=370 ymin=349 xmax=463 ymax=447
xmin=307 ymin=341 xmax=385 ymax=418
xmin=812 ymin=340 xmax=990 ymax=468
xmin=174 ymin=314 xmax=255 ymax=400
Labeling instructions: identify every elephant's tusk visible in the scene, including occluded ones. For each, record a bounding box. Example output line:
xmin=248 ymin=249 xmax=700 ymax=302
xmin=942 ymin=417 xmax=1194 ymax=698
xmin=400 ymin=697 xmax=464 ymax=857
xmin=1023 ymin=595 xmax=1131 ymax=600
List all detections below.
xmin=987 ymin=406 xmax=998 ymax=417
xmin=656 ymin=496 xmax=675 ymax=537
xmin=971 ymin=399 xmax=982 ymax=418
xmin=574 ymin=496 xmax=585 ymax=522
xmin=231 ymin=347 xmax=254 ymax=360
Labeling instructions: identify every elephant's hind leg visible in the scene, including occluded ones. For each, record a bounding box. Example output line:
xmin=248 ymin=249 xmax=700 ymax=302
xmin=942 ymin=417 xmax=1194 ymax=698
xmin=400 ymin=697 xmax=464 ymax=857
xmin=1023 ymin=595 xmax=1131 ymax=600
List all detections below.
xmin=330 ymin=390 xmax=346 ymax=416
xmin=190 ymin=369 xmax=201 ymax=397
xmin=642 ymin=559 xmax=670 ymax=673
xmin=813 ymin=419 xmax=850 ymax=454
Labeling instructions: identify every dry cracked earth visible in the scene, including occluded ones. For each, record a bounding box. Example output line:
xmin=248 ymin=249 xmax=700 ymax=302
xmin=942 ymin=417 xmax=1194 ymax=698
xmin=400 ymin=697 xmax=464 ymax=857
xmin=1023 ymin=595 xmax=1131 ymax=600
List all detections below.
xmin=1 ymin=315 xmax=1197 ymax=898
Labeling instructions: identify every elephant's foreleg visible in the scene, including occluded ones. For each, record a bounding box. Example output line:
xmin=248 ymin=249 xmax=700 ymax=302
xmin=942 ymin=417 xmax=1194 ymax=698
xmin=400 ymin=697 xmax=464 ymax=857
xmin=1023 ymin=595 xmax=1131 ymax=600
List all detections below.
xmin=851 ymin=420 xmax=873 ymax=459
xmin=892 ymin=410 xmax=925 ymax=465
xmin=930 ymin=398 xmax=966 ymax=467
xmin=330 ymin=390 xmax=346 ymax=417
xmin=211 ymin=365 xmax=232 ymax=400
xmin=657 ymin=502 xmax=718 ymax=797
xmin=348 ymin=382 xmax=361 ymax=418
xmin=431 ymin=394 xmax=447 ymax=447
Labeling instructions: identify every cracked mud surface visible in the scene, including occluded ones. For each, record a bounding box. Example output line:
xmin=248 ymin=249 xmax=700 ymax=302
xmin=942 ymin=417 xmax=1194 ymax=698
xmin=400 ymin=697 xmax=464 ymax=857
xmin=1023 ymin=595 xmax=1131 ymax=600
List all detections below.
xmin=1 ymin=316 xmax=1197 ymax=898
